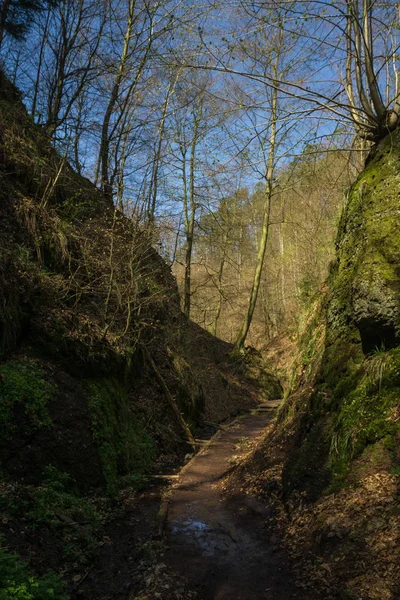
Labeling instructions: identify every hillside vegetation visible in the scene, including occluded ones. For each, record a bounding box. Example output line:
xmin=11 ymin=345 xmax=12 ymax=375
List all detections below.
xmin=0 ymin=71 xmax=281 ymax=594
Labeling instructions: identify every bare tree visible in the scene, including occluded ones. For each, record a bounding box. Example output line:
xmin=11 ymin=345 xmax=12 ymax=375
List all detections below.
xmin=232 ymin=6 xmax=292 ymax=351
xmin=0 ymin=0 xmax=54 ymax=50
xmin=345 ymin=0 xmax=400 ymax=140
xmin=95 ymin=0 xmax=176 ymax=201
xmin=43 ymin=0 xmax=107 ymax=136
xmin=146 ymin=66 xmax=181 ymax=226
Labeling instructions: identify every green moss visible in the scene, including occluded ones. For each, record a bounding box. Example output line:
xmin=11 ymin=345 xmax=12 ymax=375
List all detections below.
xmin=0 ymin=361 xmax=56 ymax=437
xmin=86 ymin=379 xmax=155 ymax=494
xmin=339 ymin=587 xmax=356 ymax=600
xmin=329 ymin=347 xmax=400 ymax=483
xmin=383 ymin=434 xmax=394 ymax=452
xmin=284 ymin=132 xmax=400 ymax=499
xmin=0 ymin=244 xmax=36 ymax=359
xmin=31 ymin=467 xmax=100 ymax=564
xmin=28 ymin=466 xmax=98 ymax=527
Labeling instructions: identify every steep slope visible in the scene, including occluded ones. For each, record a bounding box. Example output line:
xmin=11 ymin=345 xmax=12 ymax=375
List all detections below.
xmin=227 ymin=132 xmax=400 ymax=599
xmin=0 ymin=71 xmax=282 ymax=594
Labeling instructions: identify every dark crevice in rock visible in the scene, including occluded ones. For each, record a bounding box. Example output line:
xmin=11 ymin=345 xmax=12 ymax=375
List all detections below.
xmin=358 ymin=318 xmax=399 ymax=354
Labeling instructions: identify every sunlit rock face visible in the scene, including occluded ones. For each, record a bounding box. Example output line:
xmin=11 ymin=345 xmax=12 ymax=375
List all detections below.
xmin=282 ymin=130 xmax=400 ymax=501
xmin=326 ymin=130 xmax=400 ymax=358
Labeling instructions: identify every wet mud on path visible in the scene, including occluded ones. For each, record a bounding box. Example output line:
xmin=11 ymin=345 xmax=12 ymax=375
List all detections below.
xmin=164 ymin=410 xmax=302 ymax=600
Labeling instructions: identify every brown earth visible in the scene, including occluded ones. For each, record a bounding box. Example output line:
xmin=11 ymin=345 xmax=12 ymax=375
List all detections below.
xmin=162 ymin=407 xmax=303 ymax=600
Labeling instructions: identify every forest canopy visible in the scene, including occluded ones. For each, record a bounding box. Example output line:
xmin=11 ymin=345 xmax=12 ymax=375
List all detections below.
xmin=0 ymin=0 xmax=397 ymax=347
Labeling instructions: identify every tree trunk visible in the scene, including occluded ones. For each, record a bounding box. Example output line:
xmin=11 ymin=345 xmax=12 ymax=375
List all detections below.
xmin=182 ymin=110 xmax=201 ymax=319
xmin=234 ymin=76 xmax=278 ymax=352
xmin=96 ymin=0 xmax=136 ymax=200
xmin=148 ymin=70 xmax=180 ymax=226
xmin=0 ymin=0 xmax=10 ymax=50
xmin=212 ymin=253 xmax=226 ymax=337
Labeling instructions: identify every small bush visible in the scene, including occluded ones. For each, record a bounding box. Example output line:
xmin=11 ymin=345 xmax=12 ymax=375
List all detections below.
xmin=0 ymin=546 xmax=66 ymax=600
xmin=28 ymin=466 xmax=99 ymax=529
xmin=0 ymin=361 xmax=56 ymax=437
xmin=0 ymin=467 xmax=101 ymax=566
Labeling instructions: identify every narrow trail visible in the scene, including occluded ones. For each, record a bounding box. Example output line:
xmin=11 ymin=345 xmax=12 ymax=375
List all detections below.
xmin=164 ymin=407 xmax=302 ymax=600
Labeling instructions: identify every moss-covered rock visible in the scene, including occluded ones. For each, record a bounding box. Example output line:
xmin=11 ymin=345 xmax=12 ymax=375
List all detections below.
xmin=86 ymin=379 xmax=155 ymax=494
xmin=282 ymin=132 xmax=400 ymax=498
xmin=242 ymin=349 xmax=283 ymax=400
xmin=327 ymin=132 xmax=400 ymax=357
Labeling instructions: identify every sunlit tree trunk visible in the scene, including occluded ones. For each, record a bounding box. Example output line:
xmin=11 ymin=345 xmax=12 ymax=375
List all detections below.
xmin=279 ymin=221 xmax=286 ymax=312
xmin=97 ymin=0 xmax=136 ymax=200
xmin=211 ymin=250 xmax=226 ymax=336
xmin=182 ymin=121 xmax=199 ymax=319
xmin=234 ymin=79 xmax=278 ymax=352
xmin=148 ymin=69 xmax=180 ymax=226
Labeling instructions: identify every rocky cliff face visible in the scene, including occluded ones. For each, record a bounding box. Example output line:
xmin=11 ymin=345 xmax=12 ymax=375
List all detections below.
xmin=326 ymin=131 xmax=400 ymax=363
xmin=283 ymin=131 xmax=400 ymax=495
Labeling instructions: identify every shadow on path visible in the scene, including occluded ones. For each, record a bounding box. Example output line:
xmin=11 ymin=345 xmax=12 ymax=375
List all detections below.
xmin=165 ymin=412 xmax=303 ymax=600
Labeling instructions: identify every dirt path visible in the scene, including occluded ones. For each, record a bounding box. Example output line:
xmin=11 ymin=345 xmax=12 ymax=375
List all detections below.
xmin=164 ymin=409 xmax=302 ymax=600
